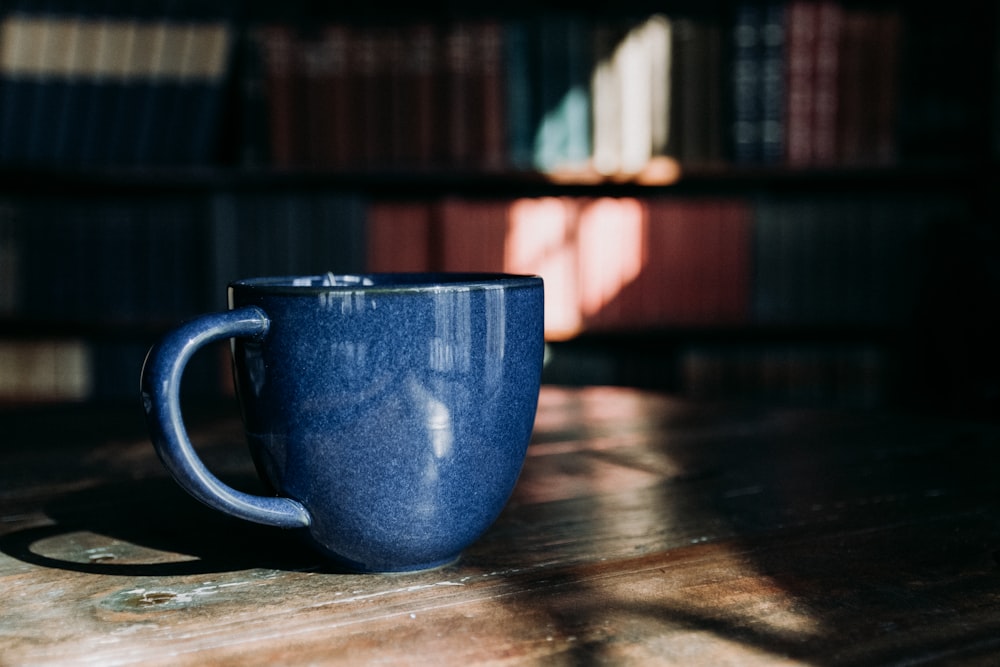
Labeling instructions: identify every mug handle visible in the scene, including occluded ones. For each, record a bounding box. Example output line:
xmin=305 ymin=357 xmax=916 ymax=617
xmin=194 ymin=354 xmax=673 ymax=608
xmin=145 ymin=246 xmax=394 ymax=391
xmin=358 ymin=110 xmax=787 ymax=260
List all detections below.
xmin=140 ymin=306 xmax=311 ymax=529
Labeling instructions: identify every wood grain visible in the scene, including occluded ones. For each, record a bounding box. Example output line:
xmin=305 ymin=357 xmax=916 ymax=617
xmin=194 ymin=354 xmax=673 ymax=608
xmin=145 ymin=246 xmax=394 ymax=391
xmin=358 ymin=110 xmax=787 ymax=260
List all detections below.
xmin=2 ymin=387 xmax=999 ymax=665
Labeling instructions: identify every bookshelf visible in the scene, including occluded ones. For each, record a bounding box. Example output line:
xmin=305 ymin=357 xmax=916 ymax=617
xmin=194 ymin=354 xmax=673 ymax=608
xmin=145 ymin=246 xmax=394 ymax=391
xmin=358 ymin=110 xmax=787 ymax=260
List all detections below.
xmin=0 ymin=0 xmax=997 ymax=418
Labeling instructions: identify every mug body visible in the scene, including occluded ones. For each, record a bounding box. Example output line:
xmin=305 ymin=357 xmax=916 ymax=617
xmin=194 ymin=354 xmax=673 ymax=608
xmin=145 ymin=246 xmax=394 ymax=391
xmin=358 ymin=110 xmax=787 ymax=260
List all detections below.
xmin=228 ymin=273 xmax=544 ymax=572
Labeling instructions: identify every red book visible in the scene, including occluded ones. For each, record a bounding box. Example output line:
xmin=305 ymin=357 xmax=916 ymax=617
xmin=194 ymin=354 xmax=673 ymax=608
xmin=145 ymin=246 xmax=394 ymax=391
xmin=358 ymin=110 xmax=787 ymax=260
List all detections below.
xmin=714 ymin=198 xmax=753 ymax=325
xmin=257 ymin=25 xmax=299 ymax=168
xmin=349 ymin=26 xmax=385 ymax=169
xmin=319 ymin=24 xmax=352 ymax=169
xmin=811 ymin=0 xmax=842 ymax=165
xmin=644 ymin=198 xmax=685 ymax=325
xmin=784 ymin=0 xmax=818 ymax=166
xmin=300 ymin=34 xmax=329 ymax=167
xmin=402 ymin=22 xmax=440 ymax=168
xmin=477 ymin=20 xmax=507 ymax=171
xmin=366 ymin=201 xmax=433 ymax=272
xmin=505 ymin=197 xmax=581 ymax=340
xmin=437 ymin=198 xmax=507 ymax=272
xmin=645 ymin=197 xmax=752 ymax=327
xmin=576 ymin=197 xmax=647 ymax=331
xmin=443 ymin=22 xmax=476 ymax=168
xmin=836 ymin=9 xmax=867 ymax=165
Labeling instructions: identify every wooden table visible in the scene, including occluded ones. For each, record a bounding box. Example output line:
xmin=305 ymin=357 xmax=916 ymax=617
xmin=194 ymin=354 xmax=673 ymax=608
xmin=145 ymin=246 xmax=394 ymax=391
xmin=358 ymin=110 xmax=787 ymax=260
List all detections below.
xmin=2 ymin=386 xmax=1000 ymax=665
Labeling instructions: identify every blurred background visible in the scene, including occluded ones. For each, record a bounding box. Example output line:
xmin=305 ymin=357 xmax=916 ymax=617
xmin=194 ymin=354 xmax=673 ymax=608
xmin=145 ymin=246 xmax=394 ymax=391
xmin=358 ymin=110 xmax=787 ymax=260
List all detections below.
xmin=0 ymin=0 xmax=997 ymax=420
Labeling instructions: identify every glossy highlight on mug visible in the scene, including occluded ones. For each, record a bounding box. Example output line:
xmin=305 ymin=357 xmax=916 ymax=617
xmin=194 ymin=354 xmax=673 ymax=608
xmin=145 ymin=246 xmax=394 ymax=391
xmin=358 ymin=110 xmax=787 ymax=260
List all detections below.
xmin=142 ymin=273 xmax=544 ymax=573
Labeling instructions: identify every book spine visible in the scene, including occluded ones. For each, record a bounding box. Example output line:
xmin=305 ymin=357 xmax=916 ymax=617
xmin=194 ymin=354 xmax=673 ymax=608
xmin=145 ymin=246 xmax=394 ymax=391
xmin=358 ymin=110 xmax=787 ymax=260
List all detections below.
xmin=835 ymin=9 xmax=866 ymax=165
xmin=506 ymin=197 xmax=581 ymax=339
xmin=618 ymin=18 xmax=654 ymax=174
xmin=110 ymin=3 xmax=161 ymax=165
xmin=811 ymin=0 xmax=841 ymax=166
xmin=320 ymin=24 xmax=352 ymax=169
xmin=870 ymin=10 xmax=902 ymax=166
xmin=443 ymin=22 xmax=475 ymax=169
xmin=784 ymin=0 xmax=817 ymax=166
xmin=171 ymin=10 xmax=235 ymax=165
xmin=300 ymin=33 xmax=330 ymax=167
xmin=503 ymin=19 xmax=535 ymax=172
xmin=257 ymin=24 xmax=298 ymax=168
xmin=590 ymin=21 xmax=623 ymax=175
xmin=438 ymin=197 xmax=507 ymax=272
xmin=238 ymin=18 xmax=269 ymax=167
xmin=365 ymin=201 xmax=433 ymax=273
xmin=731 ymin=2 xmax=762 ymax=164
xmin=404 ymin=22 xmax=439 ymax=169
xmin=479 ymin=20 xmax=506 ymax=171
xmin=759 ymin=0 xmax=787 ymax=164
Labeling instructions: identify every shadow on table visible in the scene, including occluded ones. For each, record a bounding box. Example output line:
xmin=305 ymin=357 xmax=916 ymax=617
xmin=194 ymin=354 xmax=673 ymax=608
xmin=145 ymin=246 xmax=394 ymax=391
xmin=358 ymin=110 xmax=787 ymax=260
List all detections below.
xmin=469 ymin=388 xmax=1000 ymax=665
xmin=0 ymin=477 xmax=329 ymax=577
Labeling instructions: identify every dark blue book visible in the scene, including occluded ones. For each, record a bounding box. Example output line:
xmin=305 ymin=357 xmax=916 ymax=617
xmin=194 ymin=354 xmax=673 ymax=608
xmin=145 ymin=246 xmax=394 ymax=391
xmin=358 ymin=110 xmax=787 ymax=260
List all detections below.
xmin=503 ymin=19 xmax=535 ymax=171
xmin=533 ymin=14 xmax=592 ymax=174
xmin=73 ymin=0 xmax=151 ymax=165
xmin=173 ymin=1 xmax=236 ymax=164
xmin=70 ymin=0 xmax=110 ymax=164
xmin=24 ymin=0 xmax=70 ymax=164
xmin=112 ymin=0 xmax=179 ymax=164
xmin=759 ymin=0 xmax=787 ymax=164
xmin=48 ymin=0 xmax=98 ymax=164
xmin=0 ymin=0 xmax=57 ymax=165
xmin=730 ymin=1 xmax=763 ymax=164
xmin=143 ymin=0 xmax=235 ymax=165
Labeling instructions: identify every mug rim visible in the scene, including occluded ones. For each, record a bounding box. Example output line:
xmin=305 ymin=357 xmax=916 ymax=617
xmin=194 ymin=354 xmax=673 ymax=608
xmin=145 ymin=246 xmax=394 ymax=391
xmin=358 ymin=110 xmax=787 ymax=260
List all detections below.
xmin=230 ymin=272 xmax=543 ymax=295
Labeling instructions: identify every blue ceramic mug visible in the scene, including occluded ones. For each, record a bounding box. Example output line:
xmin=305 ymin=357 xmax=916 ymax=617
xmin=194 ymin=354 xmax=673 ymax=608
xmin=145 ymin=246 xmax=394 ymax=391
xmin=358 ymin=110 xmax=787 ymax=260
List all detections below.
xmin=141 ymin=273 xmax=544 ymax=572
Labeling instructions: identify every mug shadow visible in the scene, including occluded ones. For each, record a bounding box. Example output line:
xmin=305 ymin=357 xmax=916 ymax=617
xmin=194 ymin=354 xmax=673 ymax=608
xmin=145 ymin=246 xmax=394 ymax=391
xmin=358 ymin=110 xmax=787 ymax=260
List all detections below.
xmin=0 ymin=476 xmax=339 ymax=576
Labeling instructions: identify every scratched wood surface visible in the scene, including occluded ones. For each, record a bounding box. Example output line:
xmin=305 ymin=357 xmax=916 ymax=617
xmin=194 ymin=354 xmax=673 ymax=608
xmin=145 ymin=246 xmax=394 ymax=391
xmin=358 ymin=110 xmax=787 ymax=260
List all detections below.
xmin=2 ymin=386 xmax=1000 ymax=665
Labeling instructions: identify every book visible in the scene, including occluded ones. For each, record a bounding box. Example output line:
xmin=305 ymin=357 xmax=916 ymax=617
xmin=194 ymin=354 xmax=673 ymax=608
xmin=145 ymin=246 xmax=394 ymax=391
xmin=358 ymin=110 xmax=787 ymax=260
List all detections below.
xmin=616 ymin=16 xmax=659 ymax=174
xmin=104 ymin=1 xmax=157 ymax=164
xmin=166 ymin=4 xmax=234 ymax=164
xmin=443 ymin=21 xmax=477 ymax=168
xmin=299 ymin=24 xmax=354 ymax=169
xmin=24 ymin=0 xmax=78 ymax=164
xmin=575 ymin=196 xmax=646 ymax=330
xmin=298 ymin=29 xmax=330 ymax=167
xmin=0 ymin=2 xmax=53 ymax=164
xmin=366 ymin=201 xmax=433 ymax=273
xmin=590 ymin=20 xmax=626 ymax=175
xmin=835 ymin=8 xmax=867 ymax=165
xmin=897 ymin=6 xmax=978 ymax=163
xmin=811 ymin=0 xmax=842 ymax=166
xmin=503 ymin=18 xmax=535 ymax=171
xmin=437 ymin=197 xmax=508 ymax=273
xmin=403 ymin=22 xmax=440 ymax=169
xmin=533 ymin=15 xmax=592 ymax=174
xmin=672 ymin=16 xmax=724 ymax=165
xmin=256 ymin=23 xmax=299 ymax=167
xmin=759 ymin=0 xmax=787 ymax=163
xmin=784 ymin=0 xmax=817 ymax=166
xmin=73 ymin=0 xmax=127 ymax=164
xmin=869 ymin=10 xmax=902 ymax=166
xmin=506 ymin=197 xmax=582 ymax=339
xmin=730 ymin=1 xmax=763 ymax=163
xmin=644 ymin=197 xmax=752 ymax=326
xmin=50 ymin=0 xmax=103 ymax=164
xmin=236 ymin=15 xmax=269 ymax=166
xmin=478 ymin=20 xmax=507 ymax=171
xmin=0 ymin=199 xmax=20 ymax=315
xmin=0 ymin=339 xmax=92 ymax=402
